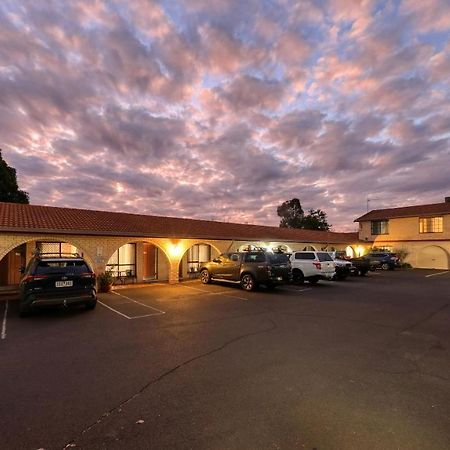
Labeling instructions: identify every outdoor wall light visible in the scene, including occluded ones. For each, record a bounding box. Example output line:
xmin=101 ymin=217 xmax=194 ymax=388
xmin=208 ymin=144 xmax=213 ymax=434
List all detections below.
xmin=169 ymin=243 xmax=183 ymax=258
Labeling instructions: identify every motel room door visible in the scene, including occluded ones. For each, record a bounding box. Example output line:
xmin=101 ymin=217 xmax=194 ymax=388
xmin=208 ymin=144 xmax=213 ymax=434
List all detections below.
xmin=0 ymin=244 xmax=26 ymax=286
xmin=143 ymin=243 xmax=158 ymax=279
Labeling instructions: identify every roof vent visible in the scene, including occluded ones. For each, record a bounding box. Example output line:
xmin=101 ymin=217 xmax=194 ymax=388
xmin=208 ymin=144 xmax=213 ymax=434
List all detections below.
xmin=446 ymin=197 xmax=450 ymax=203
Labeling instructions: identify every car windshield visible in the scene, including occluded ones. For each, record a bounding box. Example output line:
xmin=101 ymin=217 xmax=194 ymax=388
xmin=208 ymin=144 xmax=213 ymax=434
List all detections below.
xmin=36 ymin=260 xmax=90 ymax=275
xmin=268 ymin=253 xmax=290 ymax=264
xmin=317 ymin=252 xmax=333 ymax=262
xmin=244 ymin=252 xmax=266 ymax=263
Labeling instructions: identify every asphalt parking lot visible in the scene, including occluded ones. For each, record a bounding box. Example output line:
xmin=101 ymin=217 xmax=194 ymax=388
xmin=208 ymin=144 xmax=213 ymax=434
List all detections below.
xmin=1 ymin=269 xmax=449 ymax=450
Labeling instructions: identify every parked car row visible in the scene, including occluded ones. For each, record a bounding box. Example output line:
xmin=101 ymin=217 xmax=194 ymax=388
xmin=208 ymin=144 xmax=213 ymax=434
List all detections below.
xmin=199 ymin=249 xmax=401 ymax=291
xmin=18 ymin=249 xmax=401 ymax=315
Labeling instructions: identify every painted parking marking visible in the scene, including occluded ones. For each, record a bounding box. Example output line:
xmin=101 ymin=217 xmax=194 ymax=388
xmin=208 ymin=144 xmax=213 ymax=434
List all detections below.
xmin=112 ymin=282 xmax=166 ymax=291
xmin=154 ymin=290 xmax=236 ymax=302
xmin=98 ymin=300 xmax=132 ymax=319
xmin=98 ymin=292 xmax=166 ymax=320
xmin=181 ymin=284 xmax=249 ymax=301
xmin=1 ymin=301 xmax=8 ymax=340
xmin=425 ymin=271 xmax=449 ymax=278
xmin=112 ymin=291 xmax=166 ymax=314
xmin=280 ymin=287 xmax=312 ymax=293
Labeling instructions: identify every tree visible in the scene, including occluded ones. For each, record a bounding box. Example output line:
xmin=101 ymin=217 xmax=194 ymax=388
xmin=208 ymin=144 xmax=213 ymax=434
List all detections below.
xmin=277 ymin=198 xmax=304 ymax=228
xmin=277 ymin=198 xmax=331 ymax=231
xmin=0 ymin=149 xmax=29 ymax=204
xmin=301 ymin=208 xmax=331 ymax=231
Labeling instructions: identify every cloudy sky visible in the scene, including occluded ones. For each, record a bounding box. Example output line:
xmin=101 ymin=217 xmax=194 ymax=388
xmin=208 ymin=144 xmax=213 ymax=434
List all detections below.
xmin=1 ymin=0 xmax=449 ymax=231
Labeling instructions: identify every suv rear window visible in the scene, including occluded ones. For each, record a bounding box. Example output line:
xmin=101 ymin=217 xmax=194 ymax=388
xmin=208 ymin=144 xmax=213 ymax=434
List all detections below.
xmin=317 ymin=252 xmax=333 ymax=262
xmin=244 ymin=252 xmax=267 ymax=263
xmin=268 ymin=253 xmax=290 ymax=264
xmin=294 ymin=252 xmax=314 ymax=260
xmin=36 ymin=260 xmax=90 ymax=275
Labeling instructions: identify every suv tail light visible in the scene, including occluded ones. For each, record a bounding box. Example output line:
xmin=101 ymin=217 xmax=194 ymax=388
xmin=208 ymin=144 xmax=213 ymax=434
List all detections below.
xmin=313 ymin=262 xmax=322 ymax=270
xmin=23 ymin=275 xmax=49 ymax=282
xmin=80 ymin=272 xmax=96 ymax=279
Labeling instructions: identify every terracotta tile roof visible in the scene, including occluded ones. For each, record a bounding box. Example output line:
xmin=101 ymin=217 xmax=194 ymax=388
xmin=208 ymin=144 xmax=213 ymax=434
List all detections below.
xmin=355 ymin=201 xmax=450 ymax=222
xmin=0 ymin=202 xmax=358 ymax=244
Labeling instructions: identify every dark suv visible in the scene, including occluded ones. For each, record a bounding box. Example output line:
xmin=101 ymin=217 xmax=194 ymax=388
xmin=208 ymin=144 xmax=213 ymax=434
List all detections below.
xmin=19 ymin=253 xmax=97 ymax=317
xmin=367 ymin=252 xmax=399 ymax=270
xmin=199 ymin=251 xmax=291 ymax=291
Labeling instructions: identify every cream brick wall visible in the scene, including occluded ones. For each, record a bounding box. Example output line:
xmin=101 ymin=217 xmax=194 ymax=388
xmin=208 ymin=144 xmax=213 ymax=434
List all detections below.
xmin=0 ymin=232 xmax=365 ymax=283
xmin=359 ymin=214 xmax=450 ymax=242
xmin=358 ymin=214 xmax=450 ymax=269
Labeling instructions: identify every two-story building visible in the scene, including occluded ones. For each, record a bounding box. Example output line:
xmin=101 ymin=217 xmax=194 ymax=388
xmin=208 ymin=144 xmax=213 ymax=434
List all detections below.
xmin=1 ymin=198 xmax=449 ymax=289
xmin=355 ymin=197 xmax=450 ymax=270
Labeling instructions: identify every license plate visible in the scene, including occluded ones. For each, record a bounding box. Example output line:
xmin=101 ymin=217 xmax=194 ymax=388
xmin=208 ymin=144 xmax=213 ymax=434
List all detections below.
xmin=56 ymin=280 xmax=73 ymax=288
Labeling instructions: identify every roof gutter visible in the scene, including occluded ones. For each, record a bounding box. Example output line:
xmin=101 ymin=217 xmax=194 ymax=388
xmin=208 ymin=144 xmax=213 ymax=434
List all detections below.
xmin=0 ymin=227 xmax=356 ymax=244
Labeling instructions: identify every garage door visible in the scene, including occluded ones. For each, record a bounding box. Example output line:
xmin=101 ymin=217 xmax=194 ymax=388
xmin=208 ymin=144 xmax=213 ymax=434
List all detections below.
xmin=417 ymin=246 xmax=449 ymax=270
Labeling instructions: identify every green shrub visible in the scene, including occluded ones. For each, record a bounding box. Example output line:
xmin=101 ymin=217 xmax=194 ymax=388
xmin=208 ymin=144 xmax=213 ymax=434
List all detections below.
xmin=98 ymin=270 xmax=113 ymax=293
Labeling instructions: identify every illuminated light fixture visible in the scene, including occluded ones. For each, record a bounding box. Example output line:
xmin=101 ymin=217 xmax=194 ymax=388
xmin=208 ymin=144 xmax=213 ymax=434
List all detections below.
xmin=169 ymin=243 xmax=183 ymax=258
xmin=356 ymin=246 xmax=365 ymax=257
xmin=345 ymin=246 xmax=355 ymax=258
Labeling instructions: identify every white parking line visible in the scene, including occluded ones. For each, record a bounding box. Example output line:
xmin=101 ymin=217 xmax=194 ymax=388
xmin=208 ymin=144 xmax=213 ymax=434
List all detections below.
xmin=282 ymin=286 xmax=312 ymax=292
xmin=154 ymin=290 xmax=236 ymax=303
xmin=98 ymin=300 xmax=131 ymax=319
xmin=112 ymin=291 xmax=166 ymax=314
xmin=98 ymin=292 xmax=166 ymax=320
xmin=1 ymin=301 xmax=8 ymax=340
xmin=425 ymin=271 xmax=449 ymax=278
xmin=181 ymin=284 xmax=249 ymax=301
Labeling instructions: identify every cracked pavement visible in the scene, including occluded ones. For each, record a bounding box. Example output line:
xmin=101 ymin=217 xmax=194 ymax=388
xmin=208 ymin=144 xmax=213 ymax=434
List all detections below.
xmin=1 ymin=269 xmax=449 ymax=450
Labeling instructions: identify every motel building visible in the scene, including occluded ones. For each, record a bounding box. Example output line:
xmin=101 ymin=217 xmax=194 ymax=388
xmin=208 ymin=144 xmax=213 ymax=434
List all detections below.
xmin=355 ymin=197 xmax=450 ymax=270
xmin=0 ymin=203 xmax=361 ymax=288
xmin=1 ymin=199 xmax=449 ymax=289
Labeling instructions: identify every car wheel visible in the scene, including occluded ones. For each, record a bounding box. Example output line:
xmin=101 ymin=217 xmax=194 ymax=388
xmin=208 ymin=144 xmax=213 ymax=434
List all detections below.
xmin=381 ymin=263 xmax=390 ymax=270
xmin=19 ymin=303 xmax=30 ymax=318
xmin=370 ymin=264 xmax=377 ymax=271
xmin=19 ymin=297 xmax=32 ymax=318
xmin=292 ymin=269 xmax=304 ymax=285
xmin=200 ymin=269 xmax=211 ymax=284
xmin=85 ymin=299 xmax=97 ymax=310
xmin=240 ymin=274 xmax=256 ymax=291
xmin=309 ymin=277 xmax=320 ymax=285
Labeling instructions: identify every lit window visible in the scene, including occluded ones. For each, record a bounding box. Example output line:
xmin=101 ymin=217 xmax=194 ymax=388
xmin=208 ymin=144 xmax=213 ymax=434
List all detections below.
xmin=419 ymin=217 xmax=443 ymax=233
xmin=37 ymin=242 xmax=80 ymax=257
xmin=187 ymin=244 xmax=211 ymax=273
xmin=107 ymin=243 xmax=136 ymax=276
xmin=371 ymin=220 xmax=389 ymax=235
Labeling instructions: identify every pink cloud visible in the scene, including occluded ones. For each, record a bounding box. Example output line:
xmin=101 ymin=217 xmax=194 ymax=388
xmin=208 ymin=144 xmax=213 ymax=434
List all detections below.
xmin=401 ymin=0 xmax=450 ymax=33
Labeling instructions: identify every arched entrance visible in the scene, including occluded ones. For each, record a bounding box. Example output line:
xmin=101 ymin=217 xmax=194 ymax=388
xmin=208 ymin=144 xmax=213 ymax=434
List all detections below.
xmin=140 ymin=241 xmax=170 ymax=282
xmin=179 ymin=243 xmax=220 ymax=280
xmin=0 ymin=244 xmax=26 ymax=286
xmin=417 ymin=246 xmax=449 ymax=270
xmin=105 ymin=241 xmax=171 ymax=283
xmin=0 ymin=239 xmax=91 ymax=287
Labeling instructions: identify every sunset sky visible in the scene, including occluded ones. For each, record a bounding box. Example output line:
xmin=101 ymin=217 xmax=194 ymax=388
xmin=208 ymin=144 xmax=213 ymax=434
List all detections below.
xmin=1 ymin=0 xmax=449 ymax=231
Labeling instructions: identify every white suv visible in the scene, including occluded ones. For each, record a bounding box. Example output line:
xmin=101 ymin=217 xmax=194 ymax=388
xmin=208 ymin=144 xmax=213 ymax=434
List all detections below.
xmin=290 ymin=251 xmax=335 ymax=285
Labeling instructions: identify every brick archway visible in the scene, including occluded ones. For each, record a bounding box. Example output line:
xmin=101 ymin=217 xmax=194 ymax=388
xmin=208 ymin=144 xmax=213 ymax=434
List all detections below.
xmin=0 ymin=236 xmax=96 ymax=269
